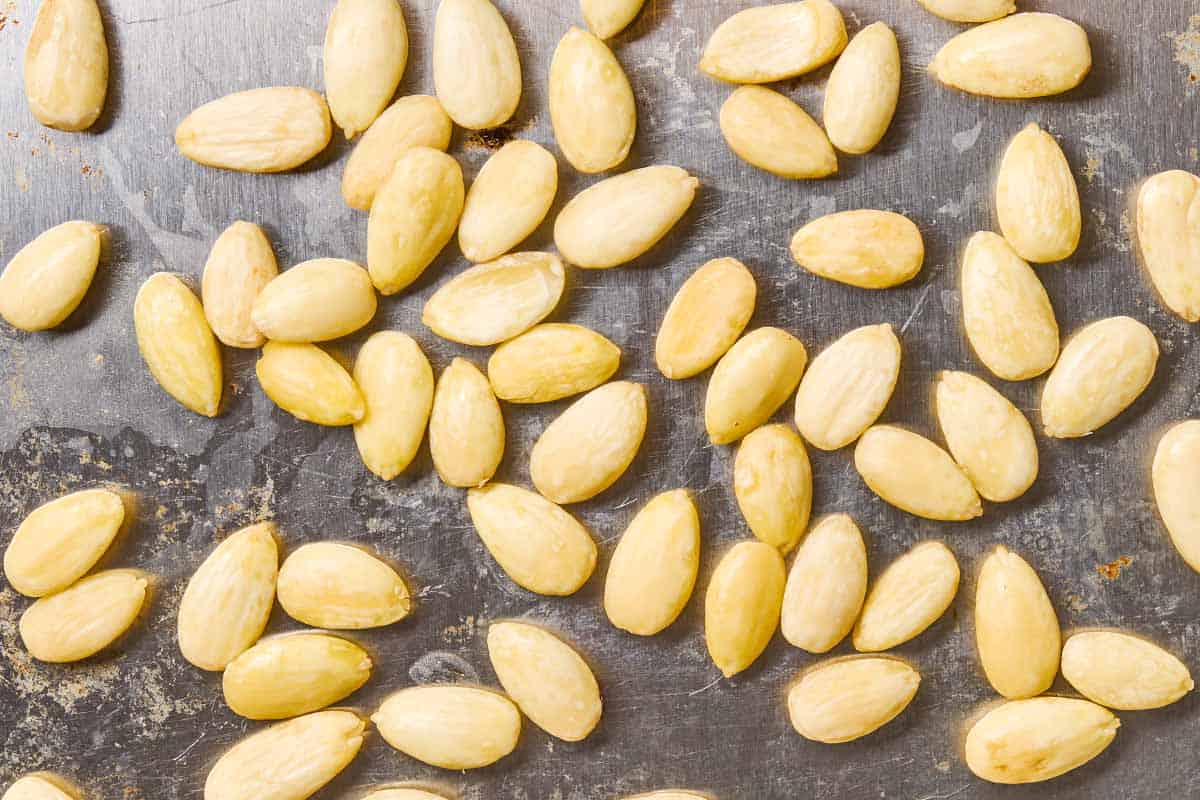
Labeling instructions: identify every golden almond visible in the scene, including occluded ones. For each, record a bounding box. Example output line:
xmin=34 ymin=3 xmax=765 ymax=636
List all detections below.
xmin=790 ymin=210 xmax=923 ymax=289
xmin=936 ymin=371 xmax=1037 ymax=502
xmin=1154 ymin=420 xmax=1200 ymax=572
xmin=854 ymin=426 xmax=982 ymax=521
xmin=20 ymin=568 xmax=148 ymax=663
xmin=277 ymin=541 xmax=410 ymax=629
xmin=429 ymin=358 xmax=505 ymax=488
xmin=134 ymin=272 xmax=223 ymax=417
xmin=705 ymin=327 xmax=807 ymax=445
xmin=853 ymin=540 xmax=959 ymax=652
xmin=787 ymin=656 xmax=920 ymax=743
xmin=432 ymin=0 xmax=521 ymax=129
xmin=1137 ymin=169 xmax=1200 ymax=321
xmin=699 ymin=0 xmax=847 ymax=83
xmin=996 ymin=123 xmax=1081 ymax=263
xmin=720 ymin=86 xmax=836 ymax=179
xmin=965 ymin=698 xmax=1118 ymax=784
xmin=201 ymin=221 xmax=278 ymax=348
xmin=917 ymin=0 xmax=1014 ymax=23
xmin=342 ymin=96 xmax=453 ymax=211
xmin=734 ymin=424 xmax=812 ymax=553
xmin=373 ymin=686 xmax=520 ymax=769
xmin=251 ymin=258 xmax=377 ymax=343
xmin=656 ymin=257 xmax=757 ymax=380
xmin=975 ymin=546 xmax=1061 ymax=699
xmin=24 ymin=0 xmax=108 ymax=131
xmin=256 ymin=342 xmax=365 ymax=426
xmin=324 ymin=0 xmax=408 ymax=138
xmin=423 ymin=252 xmax=564 ymax=346
xmin=581 ymin=0 xmax=646 ymax=38
xmin=3 ymin=774 xmax=78 ymax=800
xmin=530 ymin=381 xmax=648 ymax=504
xmin=550 ymin=27 xmax=637 ymax=174
xmin=1061 ymin=631 xmax=1194 ymax=710
xmin=458 ymin=140 xmax=559 ymax=263
xmin=488 ymin=323 xmax=621 ymax=403
xmin=781 ymin=514 xmax=867 ymax=653
xmin=466 ymin=483 xmax=597 ymax=596
xmin=353 ymin=331 xmax=434 ymax=480
xmin=0 ymin=220 xmax=104 ymax=332
xmin=223 ymin=633 xmax=373 ymax=720
xmin=705 ymin=541 xmax=786 ymax=678
xmin=822 ymin=22 xmax=900 ymax=155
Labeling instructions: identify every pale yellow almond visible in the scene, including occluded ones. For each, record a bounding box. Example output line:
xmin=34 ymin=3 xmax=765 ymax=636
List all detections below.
xmin=20 ymin=568 xmax=148 ymax=663
xmin=223 ymin=633 xmax=373 ymax=720
xmin=930 ymin=13 xmax=1091 ymax=99
xmin=487 ymin=621 xmax=602 ymax=741
xmin=996 ymin=123 xmax=1081 ymax=263
xmin=734 ymin=425 xmax=811 ymax=553
xmin=429 ymin=358 xmax=505 ymax=487
xmin=24 ymin=0 xmax=108 ymax=131
xmin=432 ymin=0 xmax=521 ymax=129
xmin=554 ymin=166 xmax=699 ymax=269
xmin=342 ymin=96 xmax=453 ymax=211
xmin=177 ymin=521 xmax=278 ymax=671
xmin=964 ymin=698 xmax=1118 ymax=784
xmin=787 ymin=656 xmax=920 ymax=743
xmin=353 ymin=331 xmax=434 ymax=480
xmin=960 ymin=231 xmax=1059 ymax=381
xmin=1041 ymin=316 xmax=1158 ymax=438
xmin=699 ymin=0 xmax=847 ymax=84
xmin=550 ymin=27 xmax=637 ymax=174
xmin=134 ymin=272 xmax=223 ymax=417
xmin=656 ymin=257 xmax=757 ymax=380
xmin=705 ymin=541 xmax=786 ymax=677
xmin=530 ymin=381 xmax=648 ymax=504
xmin=975 ymin=546 xmax=1060 ymax=699
xmin=251 ymin=258 xmax=377 ymax=343
xmin=466 ymin=483 xmax=597 ymax=595
xmin=458 ymin=140 xmax=559 ymax=262
xmin=720 ymin=87 xmax=836 ymax=180
xmin=793 ymin=324 xmax=900 ymax=450
xmin=917 ymin=0 xmax=1014 ymax=23
xmin=362 ymin=791 xmax=450 ymax=800
xmin=822 ymin=22 xmax=900 ymax=155
xmin=201 ymin=221 xmax=278 ymax=348
xmin=373 ymin=686 xmax=520 ymax=769
xmin=604 ymin=489 xmax=700 ymax=636
xmin=176 ymin=87 xmax=332 ymax=173
xmin=854 ymin=426 xmax=982 ymax=521
xmin=3 ymin=774 xmax=78 ymax=800
xmin=1154 ymin=420 xmax=1200 ymax=572
xmin=3 ymin=487 xmax=124 ymax=597
xmin=936 ymin=371 xmax=1037 ymax=503
xmin=256 ymin=342 xmax=365 ymax=426
xmin=705 ymin=327 xmax=807 ymax=445
xmin=204 ymin=710 xmax=365 ymax=800
xmin=423 ymin=253 xmax=565 ymax=346
xmin=324 ymin=0 xmax=408 ymax=139
xmin=853 ymin=540 xmax=959 ymax=652
xmin=0 ymin=220 xmax=104 ymax=332
xmin=367 ymin=147 xmax=464 ymax=294
xmin=1061 ymin=631 xmax=1194 ymax=710
xmin=781 ymin=514 xmax=867 ymax=653
xmin=581 ymin=0 xmax=646 ymax=38
xmin=277 ymin=541 xmax=410 ymax=629
xmin=790 ymin=210 xmax=924 ymax=289
xmin=488 ymin=323 xmax=621 ymax=403
xmin=1137 ymin=169 xmax=1200 ymax=321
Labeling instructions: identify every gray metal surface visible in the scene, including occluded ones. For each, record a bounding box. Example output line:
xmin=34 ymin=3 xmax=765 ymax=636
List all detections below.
xmin=2 ymin=0 xmax=1200 ymax=797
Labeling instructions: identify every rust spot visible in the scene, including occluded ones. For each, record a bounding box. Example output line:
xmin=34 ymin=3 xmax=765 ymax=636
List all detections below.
xmin=465 ymin=126 xmax=515 ymax=150
xmin=81 ymin=164 xmax=92 ymax=175
xmin=5 ymin=131 xmax=17 ymax=140
xmin=1096 ymin=556 xmax=1132 ymax=580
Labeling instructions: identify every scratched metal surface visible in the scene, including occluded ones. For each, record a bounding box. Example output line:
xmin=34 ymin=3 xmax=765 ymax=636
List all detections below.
xmin=1 ymin=0 xmax=1200 ymax=797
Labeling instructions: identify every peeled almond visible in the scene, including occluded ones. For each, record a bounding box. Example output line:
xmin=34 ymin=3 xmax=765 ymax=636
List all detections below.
xmin=1153 ymin=420 xmax=1200 ymax=573
xmin=996 ymin=123 xmax=1081 ymax=263
xmin=458 ymin=140 xmax=559 ymax=263
xmin=429 ymin=358 xmax=505 ymax=488
xmin=3 ymin=774 xmax=78 ymax=800
xmin=1137 ymin=169 xmax=1200 ymax=321
xmin=550 ymin=27 xmax=636 ymax=173
xmin=373 ymin=686 xmax=520 ymax=769
xmin=699 ymin=0 xmax=847 ymax=84
xmin=822 ymin=22 xmax=900 ymax=155
xmin=134 ymin=273 xmax=223 ymax=417
xmin=917 ymin=0 xmax=1014 ymax=23
xmin=342 ymin=96 xmax=453 ymax=211
xmin=432 ymin=0 xmax=522 ymax=129
xmin=488 ymin=323 xmax=621 ymax=404
xmin=705 ymin=327 xmax=807 ymax=445
xmin=1061 ymin=631 xmax=1194 ymax=711
xmin=975 ymin=546 xmax=1061 ymax=699
xmin=201 ymin=221 xmax=278 ymax=348
xmin=789 ymin=210 xmax=924 ymax=289
xmin=276 ymin=541 xmax=410 ymax=629
xmin=705 ymin=541 xmax=786 ymax=678
xmin=733 ymin=425 xmax=812 ymax=554
xmin=781 ymin=514 xmax=867 ymax=654
xmin=621 ymin=794 xmax=708 ymax=800
xmin=581 ymin=0 xmax=646 ymax=38
xmin=223 ymin=633 xmax=373 ymax=720
xmin=0 ymin=220 xmax=104 ymax=332
xmin=24 ymin=0 xmax=108 ymax=131
xmin=353 ymin=332 xmax=434 ymax=480
xmin=965 ymin=698 xmax=1118 ymax=784
xmin=20 ymin=569 xmax=148 ymax=663
xmin=324 ymin=0 xmax=408 ymax=139
xmin=853 ymin=540 xmax=959 ymax=652
xmin=251 ymin=258 xmax=377 ymax=342
xmin=787 ymin=657 xmax=920 ymax=743
xmin=854 ymin=425 xmax=982 ymax=521
xmin=363 ymin=791 xmax=450 ymax=800
xmin=256 ymin=342 xmax=366 ymax=426
xmin=720 ymin=87 xmax=836 ymax=179
xmin=656 ymin=257 xmax=757 ymax=380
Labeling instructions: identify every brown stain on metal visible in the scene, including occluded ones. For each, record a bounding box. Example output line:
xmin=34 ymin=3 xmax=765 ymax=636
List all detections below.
xmin=1096 ymin=555 xmax=1133 ymax=580
xmin=465 ymin=127 xmax=517 ymax=150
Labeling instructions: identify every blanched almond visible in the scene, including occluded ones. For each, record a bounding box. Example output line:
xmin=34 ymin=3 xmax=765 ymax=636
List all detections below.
xmin=363 ymin=791 xmax=450 ymax=800
xmin=176 ymin=87 xmax=332 ymax=173
xmin=930 ymin=13 xmax=1091 ymax=99
xmin=487 ymin=621 xmax=602 ymax=741
xmin=699 ymin=0 xmax=847 ymax=84
xmin=996 ymin=123 xmax=1081 ymax=263
xmin=1041 ymin=316 xmax=1158 ymax=438
xmin=781 ymin=514 xmax=867 ymax=653
xmin=604 ymin=489 xmax=700 ymax=636
xmin=1061 ymin=631 xmax=1193 ymax=710
xmin=251 ymin=258 xmax=377 ymax=343
xmin=20 ymin=569 xmax=148 ymax=663
xmin=822 ymin=22 xmax=900 ymax=155
xmin=854 ymin=426 xmax=981 ymax=521
xmin=1137 ymin=169 xmax=1200 ymax=321
xmin=734 ymin=425 xmax=811 ymax=553
xmin=656 ymin=257 xmax=756 ymax=380
xmin=530 ymin=381 xmax=648 ymax=504
xmin=1154 ymin=420 xmax=1200 ymax=572
xmin=581 ymin=0 xmax=645 ymax=38
xmin=342 ymin=96 xmax=453 ymax=211
xmin=256 ymin=342 xmax=365 ymax=426
xmin=488 ymin=323 xmax=620 ymax=403
xmin=373 ymin=686 xmax=520 ymax=769
xmin=550 ymin=27 xmax=636 ymax=174
xmin=367 ymin=147 xmax=464 ymax=295
xmin=975 ymin=546 xmax=1060 ymax=699
xmin=3 ymin=487 xmax=124 ymax=597
xmin=466 ymin=483 xmax=597 ymax=595
xmin=353 ymin=331 xmax=434 ymax=480
xmin=793 ymin=324 xmax=900 ymax=450
xmin=24 ymin=0 xmax=108 ymax=131
xmin=458 ymin=140 xmax=559 ymax=263
xmin=705 ymin=541 xmax=786 ymax=678
xmin=134 ymin=272 xmax=223 ymax=417
xmin=0 ymin=220 xmax=104 ymax=332
xmin=790 ymin=210 xmax=923 ymax=289
xmin=554 ymin=166 xmax=699 ymax=269
xmin=324 ymin=0 xmax=408 ymax=139
xmin=432 ymin=0 xmax=521 ymax=129
xmin=917 ymin=0 xmax=1014 ymax=23
xmin=705 ymin=327 xmax=807 ymax=445
xmin=853 ymin=540 xmax=959 ymax=652
xmin=277 ymin=542 xmax=410 ymax=629
xmin=201 ymin=221 xmax=278 ymax=348
xmin=787 ymin=657 xmax=919 ymax=743
xmin=936 ymin=371 xmax=1037 ymax=502
xmin=177 ymin=521 xmax=278 ymax=671
xmin=960 ymin=231 xmax=1059 ymax=381
xmin=223 ymin=633 xmax=373 ymax=720
xmin=429 ymin=358 xmax=505 ymax=488
xmin=422 ymin=253 xmax=564 ymax=346
xmin=964 ymin=698 xmax=1118 ymax=784
xmin=720 ymin=87 xmax=836 ymax=179
xmin=3 ymin=774 xmax=77 ymax=800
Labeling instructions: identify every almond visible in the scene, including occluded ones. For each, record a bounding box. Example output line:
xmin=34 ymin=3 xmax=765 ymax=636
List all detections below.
xmin=24 ymin=0 xmax=108 ymax=131
xmin=1136 ymin=169 xmax=1200 ymax=321
xmin=372 ymin=686 xmax=521 ymax=769
xmin=276 ymin=542 xmax=410 ymax=629
xmin=3 ymin=774 xmax=78 ymax=800
xmin=733 ymin=424 xmax=812 ymax=553
xmin=1061 ymin=631 xmax=1194 ymax=710
xmin=0 ymin=220 xmax=104 ymax=332
xmin=975 ymin=546 xmax=1061 ymax=699
xmin=787 ymin=656 xmax=920 ymax=743
xmin=353 ymin=331 xmax=434 ymax=480
xmin=656 ymin=257 xmax=757 ymax=380
xmin=996 ymin=123 xmax=1081 ymax=263
xmin=620 ymin=794 xmax=707 ymax=800
xmin=854 ymin=426 xmax=982 ymax=521
xmin=429 ymin=358 xmax=505 ymax=487
xmin=705 ymin=541 xmax=786 ymax=678
xmin=324 ymin=0 xmax=408 ymax=138
xmin=781 ymin=514 xmax=867 ymax=653
xmin=20 ymin=569 xmax=148 ymax=663
xmin=201 ymin=221 xmax=278 ymax=348
xmin=251 ymin=258 xmax=377 ymax=342
xmin=1154 ymin=420 xmax=1200 ymax=572
xmin=790 ymin=210 xmax=924 ymax=289
xmin=705 ymin=327 xmax=807 ymax=445
xmin=581 ymin=0 xmax=646 ymax=38
xmin=363 ymin=791 xmax=450 ymax=800
xmin=917 ymin=0 xmax=1014 ymax=23
xmin=822 ymin=22 xmax=900 ymax=155
xmin=432 ymin=0 xmax=521 ymax=129
xmin=458 ymin=140 xmax=559 ymax=262
xmin=256 ymin=342 xmax=365 ymax=426
xmin=342 ymin=96 xmax=453 ymax=211
xmin=964 ymin=698 xmax=1118 ymax=784
xmin=699 ymin=0 xmax=847 ymax=84
xmin=550 ymin=27 xmax=637 ymax=174
xmin=488 ymin=323 xmax=621 ymax=403
xmin=853 ymin=540 xmax=959 ymax=652
xmin=134 ymin=272 xmax=223 ymax=417
xmin=720 ymin=87 xmax=836 ymax=179
xmin=223 ymin=633 xmax=373 ymax=720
